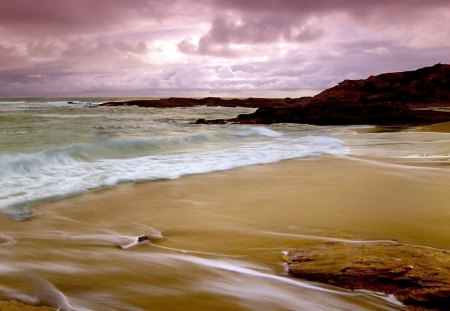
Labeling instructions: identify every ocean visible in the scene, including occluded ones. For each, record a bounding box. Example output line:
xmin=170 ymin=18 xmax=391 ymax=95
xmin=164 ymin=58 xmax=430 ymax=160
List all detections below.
xmin=0 ymin=100 xmax=449 ymax=310
xmin=0 ymin=100 xmax=350 ymax=217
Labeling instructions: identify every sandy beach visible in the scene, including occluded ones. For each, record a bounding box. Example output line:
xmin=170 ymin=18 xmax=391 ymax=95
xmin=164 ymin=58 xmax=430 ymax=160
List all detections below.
xmin=0 ymin=301 xmax=54 ymax=311
xmin=2 ymin=0 xmax=450 ymax=309
xmin=1 ymin=154 xmax=449 ymax=310
xmin=28 ymin=155 xmax=450 ymax=248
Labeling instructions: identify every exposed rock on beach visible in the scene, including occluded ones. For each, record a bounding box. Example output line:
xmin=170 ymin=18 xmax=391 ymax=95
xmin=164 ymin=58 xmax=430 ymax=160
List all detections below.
xmin=285 ymin=243 xmax=450 ymax=310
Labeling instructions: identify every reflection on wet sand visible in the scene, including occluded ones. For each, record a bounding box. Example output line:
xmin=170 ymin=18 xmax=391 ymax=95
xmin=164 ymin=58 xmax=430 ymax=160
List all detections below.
xmin=0 ymin=155 xmax=449 ymax=310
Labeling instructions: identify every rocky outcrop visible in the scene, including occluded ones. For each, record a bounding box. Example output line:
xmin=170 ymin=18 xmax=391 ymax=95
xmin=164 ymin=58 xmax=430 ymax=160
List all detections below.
xmin=194 ymin=64 xmax=450 ymax=125
xmin=100 ymin=97 xmax=295 ymax=109
xmin=313 ymin=64 xmax=450 ymax=106
xmin=230 ymin=64 xmax=450 ymax=125
xmin=100 ymin=64 xmax=450 ymax=126
xmin=285 ymin=243 xmax=450 ymax=310
xmin=230 ymin=101 xmax=450 ymax=125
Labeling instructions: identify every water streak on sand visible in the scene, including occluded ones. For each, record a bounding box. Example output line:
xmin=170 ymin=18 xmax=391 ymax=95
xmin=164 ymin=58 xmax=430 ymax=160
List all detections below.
xmin=250 ymin=230 xmax=398 ymax=244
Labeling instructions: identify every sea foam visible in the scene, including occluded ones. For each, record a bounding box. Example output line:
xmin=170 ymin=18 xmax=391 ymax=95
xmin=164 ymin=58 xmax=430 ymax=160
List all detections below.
xmin=0 ymin=126 xmax=347 ymax=214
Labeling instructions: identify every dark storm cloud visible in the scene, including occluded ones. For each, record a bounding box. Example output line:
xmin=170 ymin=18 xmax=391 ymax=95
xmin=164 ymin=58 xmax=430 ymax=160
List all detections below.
xmin=0 ymin=0 xmax=449 ymax=96
xmin=0 ymin=0 xmax=197 ymax=36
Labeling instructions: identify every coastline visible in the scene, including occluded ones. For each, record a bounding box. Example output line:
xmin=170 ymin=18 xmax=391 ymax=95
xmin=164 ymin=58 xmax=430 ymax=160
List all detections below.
xmin=27 ymin=154 xmax=450 ymax=250
xmin=1 ymin=154 xmax=449 ymax=309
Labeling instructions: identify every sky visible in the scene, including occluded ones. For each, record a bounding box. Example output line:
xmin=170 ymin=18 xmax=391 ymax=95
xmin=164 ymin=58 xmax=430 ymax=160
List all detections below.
xmin=0 ymin=0 xmax=449 ymax=98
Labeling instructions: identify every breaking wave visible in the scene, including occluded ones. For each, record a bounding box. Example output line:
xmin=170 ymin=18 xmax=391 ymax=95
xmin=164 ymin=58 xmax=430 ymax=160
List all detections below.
xmin=0 ymin=126 xmax=348 ymax=214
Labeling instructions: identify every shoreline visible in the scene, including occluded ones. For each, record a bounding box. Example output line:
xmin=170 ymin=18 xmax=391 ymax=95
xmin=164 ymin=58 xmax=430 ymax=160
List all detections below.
xmin=1 ymin=155 xmax=449 ymax=310
xmin=413 ymin=120 xmax=450 ymax=133
xmin=28 ymin=154 xmax=450 ymax=249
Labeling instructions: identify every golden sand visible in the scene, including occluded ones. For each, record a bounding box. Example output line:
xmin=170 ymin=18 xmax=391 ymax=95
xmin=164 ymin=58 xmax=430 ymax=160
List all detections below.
xmin=1 ymin=155 xmax=449 ymax=310
xmin=27 ymin=155 xmax=450 ymax=249
xmin=413 ymin=121 xmax=450 ymax=133
xmin=0 ymin=301 xmax=54 ymax=311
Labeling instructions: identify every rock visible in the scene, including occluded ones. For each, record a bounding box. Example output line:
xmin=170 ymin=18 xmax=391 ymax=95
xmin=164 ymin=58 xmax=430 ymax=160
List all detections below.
xmin=194 ymin=118 xmax=226 ymax=124
xmin=137 ymin=235 xmax=149 ymax=242
xmin=99 ymin=64 xmax=450 ymax=126
xmin=236 ymin=101 xmax=450 ymax=125
xmin=100 ymin=97 xmax=293 ymax=109
xmin=230 ymin=64 xmax=450 ymax=125
xmin=314 ymin=64 xmax=450 ymax=106
xmin=285 ymin=243 xmax=450 ymax=310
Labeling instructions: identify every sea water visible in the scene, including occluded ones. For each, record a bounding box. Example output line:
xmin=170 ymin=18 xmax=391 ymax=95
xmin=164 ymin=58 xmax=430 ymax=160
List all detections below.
xmin=1 ymin=100 xmax=449 ymax=217
xmin=0 ymin=100 xmax=449 ymax=311
xmin=0 ymin=100 xmax=351 ymax=216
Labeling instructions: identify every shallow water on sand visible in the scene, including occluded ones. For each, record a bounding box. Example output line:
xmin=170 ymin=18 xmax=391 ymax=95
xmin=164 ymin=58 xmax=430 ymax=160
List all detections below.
xmin=0 ymin=102 xmax=449 ymax=310
xmin=1 ymin=156 xmax=449 ymax=310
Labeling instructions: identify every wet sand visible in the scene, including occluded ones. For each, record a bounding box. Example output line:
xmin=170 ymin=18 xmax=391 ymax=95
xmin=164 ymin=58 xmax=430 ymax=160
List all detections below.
xmin=1 ymin=155 xmax=449 ymax=310
xmin=414 ymin=121 xmax=450 ymax=133
xmin=28 ymin=155 xmax=450 ymax=248
xmin=0 ymin=301 xmax=54 ymax=311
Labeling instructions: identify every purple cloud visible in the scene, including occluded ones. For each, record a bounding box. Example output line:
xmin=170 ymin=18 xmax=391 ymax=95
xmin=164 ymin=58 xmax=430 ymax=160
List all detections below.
xmin=0 ymin=0 xmax=449 ymax=97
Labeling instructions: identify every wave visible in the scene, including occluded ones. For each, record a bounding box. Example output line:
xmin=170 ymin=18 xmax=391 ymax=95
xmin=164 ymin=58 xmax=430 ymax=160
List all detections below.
xmin=0 ymin=127 xmax=287 ymax=176
xmin=0 ymin=127 xmax=348 ymax=214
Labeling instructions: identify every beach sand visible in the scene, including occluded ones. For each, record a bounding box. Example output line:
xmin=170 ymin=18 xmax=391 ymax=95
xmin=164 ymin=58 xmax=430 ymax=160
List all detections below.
xmin=28 ymin=155 xmax=450 ymax=248
xmin=1 ymin=155 xmax=449 ymax=310
xmin=414 ymin=121 xmax=450 ymax=133
xmin=0 ymin=301 xmax=54 ymax=311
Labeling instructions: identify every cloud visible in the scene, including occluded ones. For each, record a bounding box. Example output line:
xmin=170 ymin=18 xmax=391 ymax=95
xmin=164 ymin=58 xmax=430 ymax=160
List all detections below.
xmin=0 ymin=0 xmax=201 ymax=38
xmin=0 ymin=0 xmax=449 ymax=97
xmin=0 ymin=44 xmax=27 ymax=69
xmin=177 ymin=0 xmax=450 ymax=58
xmin=183 ymin=13 xmax=324 ymax=57
xmin=217 ymin=66 xmax=234 ymax=78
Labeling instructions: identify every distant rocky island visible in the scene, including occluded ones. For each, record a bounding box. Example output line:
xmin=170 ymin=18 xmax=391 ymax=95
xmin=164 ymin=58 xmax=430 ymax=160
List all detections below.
xmin=101 ymin=64 xmax=450 ymax=125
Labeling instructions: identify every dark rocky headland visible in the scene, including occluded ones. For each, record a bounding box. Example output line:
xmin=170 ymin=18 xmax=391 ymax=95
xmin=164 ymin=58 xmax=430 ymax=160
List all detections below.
xmin=231 ymin=63 xmax=450 ymax=125
xmin=101 ymin=64 xmax=450 ymax=126
xmin=101 ymin=96 xmax=289 ymax=109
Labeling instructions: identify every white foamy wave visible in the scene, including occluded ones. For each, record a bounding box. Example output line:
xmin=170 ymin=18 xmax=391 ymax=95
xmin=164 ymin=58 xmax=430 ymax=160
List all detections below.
xmin=227 ymin=126 xmax=283 ymax=138
xmin=0 ymin=134 xmax=347 ymax=213
xmin=0 ymin=127 xmax=286 ymax=174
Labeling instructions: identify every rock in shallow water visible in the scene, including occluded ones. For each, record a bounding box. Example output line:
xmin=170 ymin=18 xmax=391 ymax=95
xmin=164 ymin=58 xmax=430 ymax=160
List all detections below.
xmin=285 ymin=243 xmax=450 ymax=310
